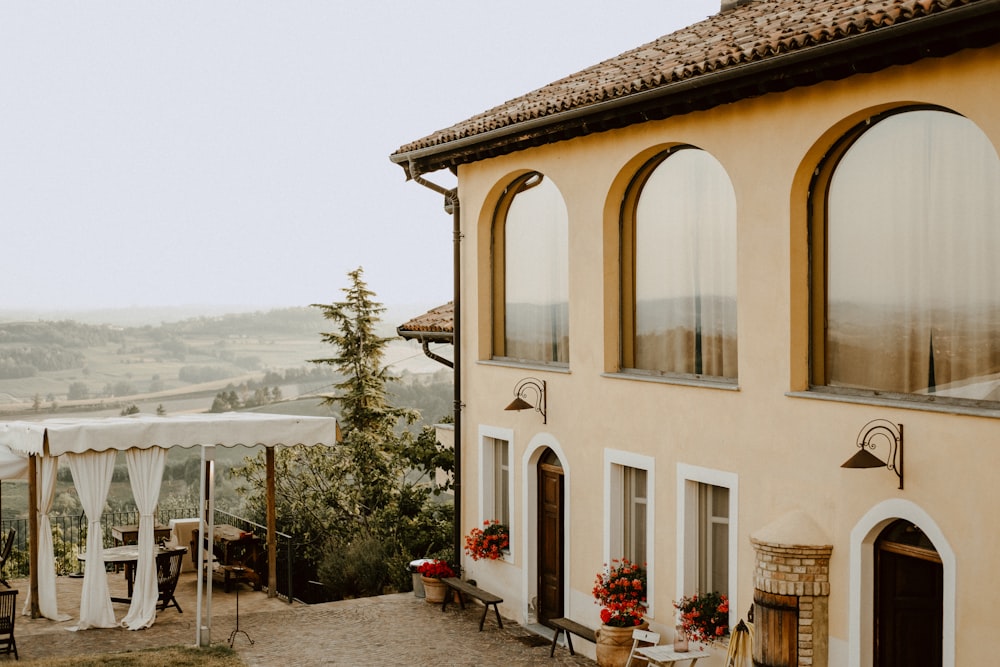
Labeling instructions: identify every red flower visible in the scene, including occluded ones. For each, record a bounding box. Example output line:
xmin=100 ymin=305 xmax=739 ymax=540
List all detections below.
xmin=593 ymin=559 xmax=647 ymax=628
xmin=673 ymin=592 xmax=729 ymax=644
xmin=416 ymin=559 xmax=456 ymax=578
xmin=464 ymin=520 xmax=510 ymax=561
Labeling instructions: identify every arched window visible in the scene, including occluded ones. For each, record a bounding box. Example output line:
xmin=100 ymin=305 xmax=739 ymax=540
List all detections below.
xmin=811 ymin=108 xmax=1000 ymax=405
xmin=492 ymin=172 xmax=569 ymax=365
xmin=622 ymin=147 xmax=738 ymax=379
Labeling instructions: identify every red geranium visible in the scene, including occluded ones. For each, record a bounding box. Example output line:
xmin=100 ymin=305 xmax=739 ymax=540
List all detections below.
xmin=674 ymin=592 xmax=729 ymax=644
xmin=417 ymin=559 xmax=456 ymax=579
xmin=592 ymin=559 xmax=647 ymax=627
xmin=464 ymin=520 xmax=510 ymax=561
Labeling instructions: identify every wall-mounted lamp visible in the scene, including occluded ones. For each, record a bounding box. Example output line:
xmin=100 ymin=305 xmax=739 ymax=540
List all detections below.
xmin=504 ymin=377 xmax=547 ymax=424
xmin=841 ymin=419 xmax=903 ymax=489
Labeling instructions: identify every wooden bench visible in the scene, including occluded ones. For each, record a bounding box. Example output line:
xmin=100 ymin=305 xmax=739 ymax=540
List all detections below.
xmin=548 ymin=617 xmax=596 ymax=657
xmin=441 ymin=577 xmax=504 ymax=631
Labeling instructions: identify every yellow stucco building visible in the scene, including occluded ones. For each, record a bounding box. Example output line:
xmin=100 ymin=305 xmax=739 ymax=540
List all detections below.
xmin=392 ymin=1 xmax=1000 ymax=665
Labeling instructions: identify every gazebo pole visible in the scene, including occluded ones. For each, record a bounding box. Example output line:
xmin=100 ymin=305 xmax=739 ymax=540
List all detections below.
xmin=27 ymin=451 xmax=39 ymax=618
xmin=266 ymin=446 xmax=276 ymax=598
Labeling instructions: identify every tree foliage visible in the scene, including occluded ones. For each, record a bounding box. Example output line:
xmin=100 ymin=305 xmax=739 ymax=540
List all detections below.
xmin=231 ymin=267 xmax=454 ymax=599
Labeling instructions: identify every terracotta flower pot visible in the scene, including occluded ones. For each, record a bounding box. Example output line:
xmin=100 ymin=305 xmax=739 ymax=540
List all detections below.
xmin=421 ymin=575 xmax=447 ymax=604
xmin=595 ymin=621 xmax=649 ymax=667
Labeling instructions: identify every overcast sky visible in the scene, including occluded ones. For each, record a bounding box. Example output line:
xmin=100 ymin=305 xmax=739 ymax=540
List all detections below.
xmin=1 ymin=1 xmax=719 ymax=317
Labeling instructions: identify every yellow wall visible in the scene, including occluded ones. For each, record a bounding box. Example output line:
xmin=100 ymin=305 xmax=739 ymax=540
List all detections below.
xmin=451 ymin=43 xmax=999 ymax=666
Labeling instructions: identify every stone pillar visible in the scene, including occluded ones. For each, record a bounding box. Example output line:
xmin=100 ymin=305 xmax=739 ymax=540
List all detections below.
xmin=750 ymin=511 xmax=832 ymax=667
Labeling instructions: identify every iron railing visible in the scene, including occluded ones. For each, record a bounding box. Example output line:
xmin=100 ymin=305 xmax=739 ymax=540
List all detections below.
xmin=0 ymin=508 xmax=298 ymax=602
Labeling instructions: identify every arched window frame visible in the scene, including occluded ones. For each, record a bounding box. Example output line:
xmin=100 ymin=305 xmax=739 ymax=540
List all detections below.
xmin=808 ymin=105 xmax=1000 ymax=410
xmin=620 ymin=146 xmax=738 ymax=381
xmin=491 ymin=172 xmax=569 ymax=366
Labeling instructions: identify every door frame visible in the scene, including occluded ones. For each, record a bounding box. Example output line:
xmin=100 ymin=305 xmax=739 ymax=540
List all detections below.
xmin=848 ymin=499 xmax=955 ymax=667
xmin=522 ymin=435 xmax=571 ymax=625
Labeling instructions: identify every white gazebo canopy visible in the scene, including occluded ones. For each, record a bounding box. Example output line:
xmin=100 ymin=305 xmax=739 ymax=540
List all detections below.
xmin=0 ymin=412 xmax=339 ymax=456
xmin=0 ymin=412 xmax=339 ymax=642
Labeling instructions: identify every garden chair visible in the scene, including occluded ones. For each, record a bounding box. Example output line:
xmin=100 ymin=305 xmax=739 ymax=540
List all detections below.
xmin=0 ymin=529 xmax=15 ymax=589
xmin=0 ymin=589 xmax=17 ymax=659
xmin=625 ymin=628 xmax=661 ymax=667
xmin=156 ymin=550 xmax=184 ymax=613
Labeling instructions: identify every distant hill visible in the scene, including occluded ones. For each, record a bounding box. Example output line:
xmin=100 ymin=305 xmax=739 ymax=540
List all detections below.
xmin=0 ymin=305 xmax=453 ymax=419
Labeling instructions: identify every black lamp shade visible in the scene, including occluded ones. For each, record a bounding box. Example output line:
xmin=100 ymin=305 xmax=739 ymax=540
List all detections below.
xmin=505 ymin=396 xmax=533 ymax=412
xmin=841 ymin=448 xmax=886 ymax=469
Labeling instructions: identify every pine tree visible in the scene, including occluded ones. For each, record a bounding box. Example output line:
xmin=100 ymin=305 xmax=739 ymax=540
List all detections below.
xmin=231 ymin=267 xmax=452 ymax=599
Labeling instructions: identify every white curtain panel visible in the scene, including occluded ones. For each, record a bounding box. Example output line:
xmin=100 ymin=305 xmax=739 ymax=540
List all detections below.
xmin=67 ymin=450 xmax=117 ymax=630
xmin=23 ymin=456 xmax=70 ymax=621
xmin=121 ymin=446 xmax=166 ymax=630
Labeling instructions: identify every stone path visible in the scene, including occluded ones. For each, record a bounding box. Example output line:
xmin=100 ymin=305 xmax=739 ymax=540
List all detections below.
xmin=10 ymin=573 xmax=598 ymax=665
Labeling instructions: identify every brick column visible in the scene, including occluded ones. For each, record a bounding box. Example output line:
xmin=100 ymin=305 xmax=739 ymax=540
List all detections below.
xmin=750 ymin=511 xmax=832 ymax=667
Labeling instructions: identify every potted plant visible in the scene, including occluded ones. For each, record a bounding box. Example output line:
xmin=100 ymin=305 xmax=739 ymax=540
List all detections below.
xmin=592 ymin=559 xmax=647 ymax=667
xmin=416 ymin=559 xmax=456 ymax=604
xmin=464 ymin=520 xmax=510 ymax=561
xmin=673 ymin=592 xmax=729 ymax=648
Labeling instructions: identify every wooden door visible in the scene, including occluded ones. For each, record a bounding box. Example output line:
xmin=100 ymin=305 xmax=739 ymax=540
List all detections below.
xmin=537 ymin=458 xmax=564 ymax=625
xmin=753 ymin=591 xmax=798 ymax=667
xmin=875 ymin=524 xmax=943 ymax=667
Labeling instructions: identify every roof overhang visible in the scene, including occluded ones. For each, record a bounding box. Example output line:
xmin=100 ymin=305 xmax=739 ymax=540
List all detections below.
xmin=391 ymin=0 xmax=1000 ymax=178
xmin=396 ymin=327 xmax=454 ymax=344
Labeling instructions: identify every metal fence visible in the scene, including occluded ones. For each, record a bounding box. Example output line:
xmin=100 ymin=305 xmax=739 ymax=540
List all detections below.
xmin=0 ymin=507 xmax=298 ymax=602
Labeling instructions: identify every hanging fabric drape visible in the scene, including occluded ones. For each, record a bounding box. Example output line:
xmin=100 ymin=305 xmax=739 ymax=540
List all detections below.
xmin=0 ymin=413 xmax=339 ymax=638
xmin=67 ymin=450 xmax=117 ymax=630
xmin=24 ymin=456 xmax=69 ymax=621
xmin=0 ymin=444 xmax=28 ymax=480
xmin=121 ymin=447 xmax=166 ymax=630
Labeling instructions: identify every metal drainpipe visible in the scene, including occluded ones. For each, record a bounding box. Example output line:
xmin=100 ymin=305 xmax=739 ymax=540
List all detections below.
xmin=407 ymin=160 xmax=462 ymax=568
xmin=418 ymin=336 xmax=454 ymax=369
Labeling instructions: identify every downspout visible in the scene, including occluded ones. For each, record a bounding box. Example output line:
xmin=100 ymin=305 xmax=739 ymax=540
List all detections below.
xmin=408 ymin=159 xmax=463 ymax=568
xmin=418 ymin=336 xmax=454 ymax=369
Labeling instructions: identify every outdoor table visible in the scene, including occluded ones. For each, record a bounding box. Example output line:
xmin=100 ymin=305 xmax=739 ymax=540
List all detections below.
xmin=111 ymin=523 xmax=172 ymax=546
xmin=78 ymin=545 xmax=187 ymax=603
xmin=634 ymin=645 xmax=712 ymax=666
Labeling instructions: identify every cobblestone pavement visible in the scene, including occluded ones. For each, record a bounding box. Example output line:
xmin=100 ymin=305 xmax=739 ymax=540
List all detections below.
xmin=10 ymin=573 xmax=597 ymax=666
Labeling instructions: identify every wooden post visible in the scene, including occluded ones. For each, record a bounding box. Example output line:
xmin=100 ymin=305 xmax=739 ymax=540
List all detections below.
xmin=27 ymin=452 xmax=40 ymax=618
xmin=266 ymin=446 xmax=276 ymax=598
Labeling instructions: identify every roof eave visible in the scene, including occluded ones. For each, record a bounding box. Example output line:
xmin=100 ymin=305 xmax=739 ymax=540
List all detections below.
xmin=391 ymin=1 xmax=1000 ymax=178
xmin=396 ymin=327 xmax=454 ymax=344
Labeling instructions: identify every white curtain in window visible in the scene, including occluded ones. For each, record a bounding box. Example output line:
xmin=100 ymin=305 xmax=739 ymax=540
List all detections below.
xmin=504 ymin=175 xmax=570 ymax=363
xmin=634 ymin=149 xmax=738 ymax=377
xmin=827 ymin=110 xmax=1000 ymax=398
xmin=67 ymin=450 xmax=117 ymax=630
xmin=121 ymin=446 xmax=166 ymax=630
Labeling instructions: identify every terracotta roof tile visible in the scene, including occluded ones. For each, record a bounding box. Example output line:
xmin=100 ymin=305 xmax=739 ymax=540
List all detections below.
xmin=393 ymin=0 xmax=989 ymax=159
xmin=397 ymin=302 xmax=454 ymax=337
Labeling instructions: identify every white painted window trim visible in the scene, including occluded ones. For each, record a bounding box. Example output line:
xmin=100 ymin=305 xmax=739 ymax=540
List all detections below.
xmin=478 ymin=425 xmax=515 ymax=560
xmin=675 ymin=463 xmax=738 ymax=631
xmin=604 ymin=449 xmax=656 ymax=619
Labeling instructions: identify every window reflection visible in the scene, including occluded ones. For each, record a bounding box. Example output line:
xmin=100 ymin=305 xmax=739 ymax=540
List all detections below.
xmin=822 ymin=110 xmax=1000 ymax=401
xmin=495 ymin=173 xmax=569 ymax=364
xmin=625 ymin=148 xmax=738 ymax=378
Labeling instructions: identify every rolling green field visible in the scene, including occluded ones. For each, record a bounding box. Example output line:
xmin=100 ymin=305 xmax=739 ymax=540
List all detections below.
xmin=0 ymin=308 xmax=454 ymax=521
xmin=0 ymin=307 xmax=450 ymax=418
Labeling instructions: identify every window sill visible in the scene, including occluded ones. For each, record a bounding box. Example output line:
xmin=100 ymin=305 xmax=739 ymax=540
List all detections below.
xmin=603 ymin=371 xmax=738 ymax=391
xmin=479 ymin=359 xmax=571 ymax=374
xmin=787 ymin=388 xmax=1000 ymax=419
